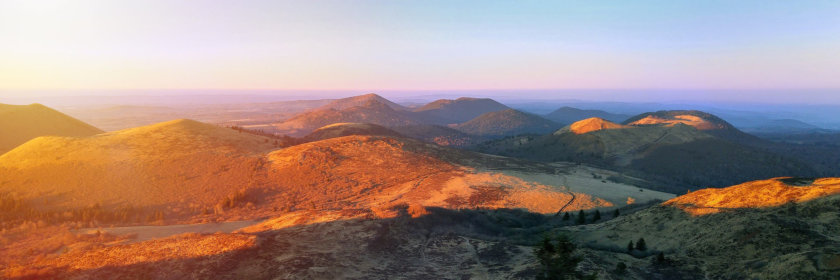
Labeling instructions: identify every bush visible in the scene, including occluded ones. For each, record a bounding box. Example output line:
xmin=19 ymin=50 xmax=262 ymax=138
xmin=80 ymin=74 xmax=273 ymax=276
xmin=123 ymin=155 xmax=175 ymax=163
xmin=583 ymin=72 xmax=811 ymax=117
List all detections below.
xmin=635 ymin=238 xmax=647 ymax=251
xmin=576 ymin=210 xmax=586 ymax=225
xmin=534 ymin=234 xmax=583 ymax=280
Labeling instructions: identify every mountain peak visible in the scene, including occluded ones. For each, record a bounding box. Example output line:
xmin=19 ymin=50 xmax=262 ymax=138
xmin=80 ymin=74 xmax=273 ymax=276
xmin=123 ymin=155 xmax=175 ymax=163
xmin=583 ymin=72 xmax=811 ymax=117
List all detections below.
xmin=321 ymin=93 xmax=407 ymax=111
xmin=624 ymin=110 xmax=734 ymax=131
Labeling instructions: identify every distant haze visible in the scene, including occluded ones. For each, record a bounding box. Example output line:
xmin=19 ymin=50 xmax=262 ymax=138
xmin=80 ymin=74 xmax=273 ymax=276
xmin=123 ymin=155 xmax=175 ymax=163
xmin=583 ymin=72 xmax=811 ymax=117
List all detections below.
xmin=2 ymin=1 xmax=840 ymax=93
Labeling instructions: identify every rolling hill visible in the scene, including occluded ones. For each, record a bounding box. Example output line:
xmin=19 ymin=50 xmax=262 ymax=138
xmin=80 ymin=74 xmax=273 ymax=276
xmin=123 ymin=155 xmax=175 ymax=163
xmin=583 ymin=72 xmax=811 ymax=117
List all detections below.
xmin=413 ymin=97 xmax=510 ymax=124
xmin=0 ymin=103 xmax=103 ymax=154
xmin=455 ymin=109 xmax=561 ymax=138
xmin=623 ymin=110 xmax=759 ymax=143
xmin=476 ymin=116 xmax=818 ymax=190
xmin=271 ymin=99 xmax=424 ymax=137
xmin=544 ymin=106 xmax=631 ymax=125
xmin=0 ymin=119 xmax=280 ymax=212
xmin=0 ymin=118 xmax=671 ymax=228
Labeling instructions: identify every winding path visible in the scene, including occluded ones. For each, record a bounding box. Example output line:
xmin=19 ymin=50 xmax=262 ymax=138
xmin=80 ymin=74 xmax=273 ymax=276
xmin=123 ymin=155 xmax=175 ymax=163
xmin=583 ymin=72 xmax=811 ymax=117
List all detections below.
xmin=553 ymin=174 xmax=577 ymax=216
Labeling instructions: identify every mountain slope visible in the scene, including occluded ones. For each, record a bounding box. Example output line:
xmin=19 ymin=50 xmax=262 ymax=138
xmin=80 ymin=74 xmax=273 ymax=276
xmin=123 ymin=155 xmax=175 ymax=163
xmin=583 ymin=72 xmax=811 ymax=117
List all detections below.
xmin=455 ymin=109 xmax=560 ymax=137
xmin=391 ymin=124 xmax=486 ymax=147
xmin=572 ymin=177 xmax=840 ymax=279
xmin=0 ymin=103 xmax=103 ymax=154
xmin=302 ymin=123 xmax=403 ymax=142
xmin=544 ymin=106 xmax=631 ymax=124
xmin=414 ymin=97 xmax=510 ymax=123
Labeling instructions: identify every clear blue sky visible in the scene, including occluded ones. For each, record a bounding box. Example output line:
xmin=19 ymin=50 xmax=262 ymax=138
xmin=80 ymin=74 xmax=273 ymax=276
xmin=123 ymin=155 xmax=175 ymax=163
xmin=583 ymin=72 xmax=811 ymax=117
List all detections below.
xmin=1 ymin=0 xmax=839 ymax=95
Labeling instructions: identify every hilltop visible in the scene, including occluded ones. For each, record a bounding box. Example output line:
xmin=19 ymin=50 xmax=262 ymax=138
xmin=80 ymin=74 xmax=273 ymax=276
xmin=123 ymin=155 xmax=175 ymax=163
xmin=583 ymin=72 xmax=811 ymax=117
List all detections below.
xmin=544 ymin=106 xmax=631 ymax=124
xmin=0 ymin=103 xmax=103 ymax=154
xmin=318 ymin=93 xmax=408 ymax=111
xmin=414 ymin=97 xmax=510 ymax=123
xmin=455 ymin=109 xmax=560 ymax=138
xmin=623 ymin=110 xmax=759 ymax=143
xmin=556 ymin=117 xmax=629 ymax=135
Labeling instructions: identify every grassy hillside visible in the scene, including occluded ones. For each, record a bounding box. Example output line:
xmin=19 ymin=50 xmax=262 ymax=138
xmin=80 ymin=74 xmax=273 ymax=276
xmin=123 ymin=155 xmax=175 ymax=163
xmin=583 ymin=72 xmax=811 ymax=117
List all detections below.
xmin=456 ymin=109 xmax=560 ymax=138
xmin=414 ymin=97 xmax=509 ymax=123
xmin=475 ymin=120 xmax=818 ymax=191
xmin=571 ymin=177 xmax=840 ymax=279
xmin=0 ymin=103 xmax=103 ymax=154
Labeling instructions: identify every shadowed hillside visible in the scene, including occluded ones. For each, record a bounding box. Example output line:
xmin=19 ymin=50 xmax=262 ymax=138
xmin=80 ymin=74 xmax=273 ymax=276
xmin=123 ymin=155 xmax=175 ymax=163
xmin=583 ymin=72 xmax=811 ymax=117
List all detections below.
xmin=302 ymin=123 xmax=403 ymax=142
xmin=455 ymin=109 xmax=561 ymax=138
xmin=476 ymin=117 xmax=818 ymax=190
xmin=391 ymin=124 xmax=486 ymax=147
xmin=414 ymin=97 xmax=510 ymax=124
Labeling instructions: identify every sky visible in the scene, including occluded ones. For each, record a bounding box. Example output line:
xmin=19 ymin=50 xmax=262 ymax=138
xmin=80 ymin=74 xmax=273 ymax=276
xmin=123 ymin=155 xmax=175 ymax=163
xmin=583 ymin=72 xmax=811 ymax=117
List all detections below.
xmin=1 ymin=0 xmax=839 ymax=101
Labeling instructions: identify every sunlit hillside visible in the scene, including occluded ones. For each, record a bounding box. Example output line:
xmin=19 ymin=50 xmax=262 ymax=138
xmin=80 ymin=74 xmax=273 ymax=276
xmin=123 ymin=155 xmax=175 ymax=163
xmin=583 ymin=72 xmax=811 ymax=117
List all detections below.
xmin=0 ymin=103 xmax=103 ymax=154
xmin=0 ymin=119 xmax=279 ymax=213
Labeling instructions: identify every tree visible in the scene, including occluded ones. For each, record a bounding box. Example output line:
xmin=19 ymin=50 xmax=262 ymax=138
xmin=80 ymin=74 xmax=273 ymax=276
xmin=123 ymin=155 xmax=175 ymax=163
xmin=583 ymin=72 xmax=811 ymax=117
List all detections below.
xmin=656 ymin=252 xmax=665 ymax=264
xmin=534 ymin=234 xmax=584 ymax=280
xmin=635 ymin=238 xmax=647 ymax=251
xmin=562 ymin=212 xmax=570 ymax=221
xmin=613 ymin=209 xmax=620 ymax=218
xmin=576 ymin=210 xmax=586 ymax=225
xmin=592 ymin=210 xmax=601 ymax=222
xmin=615 ymin=262 xmax=627 ymax=274
xmin=627 ymin=240 xmax=634 ymax=252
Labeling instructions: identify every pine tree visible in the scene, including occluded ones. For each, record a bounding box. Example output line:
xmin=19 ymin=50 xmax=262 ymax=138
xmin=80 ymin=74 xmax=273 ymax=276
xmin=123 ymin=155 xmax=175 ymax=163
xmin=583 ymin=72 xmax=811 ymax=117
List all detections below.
xmin=592 ymin=210 xmax=601 ymax=221
xmin=562 ymin=212 xmax=570 ymax=221
xmin=615 ymin=262 xmax=627 ymax=274
xmin=627 ymin=240 xmax=634 ymax=252
xmin=576 ymin=210 xmax=586 ymax=225
xmin=656 ymin=252 xmax=665 ymax=264
xmin=636 ymin=238 xmax=647 ymax=251
xmin=613 ymin=209 xmax=620 ymax=218
xmin=534 ymin=234 xmax=583 ymax=280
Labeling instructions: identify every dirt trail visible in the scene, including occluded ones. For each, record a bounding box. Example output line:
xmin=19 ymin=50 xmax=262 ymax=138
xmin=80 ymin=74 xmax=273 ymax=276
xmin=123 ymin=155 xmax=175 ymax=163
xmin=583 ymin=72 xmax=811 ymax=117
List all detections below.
xmin=553 ymin=175 xmax=576 ymax=216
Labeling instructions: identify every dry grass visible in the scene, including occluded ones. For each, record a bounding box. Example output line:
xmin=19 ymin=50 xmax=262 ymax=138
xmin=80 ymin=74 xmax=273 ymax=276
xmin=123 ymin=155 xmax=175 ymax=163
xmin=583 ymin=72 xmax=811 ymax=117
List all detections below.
xmin=664 ymin=177 xmax=840 ymax=215
xmin=0 ymin=103 xmax=102 ymax=153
